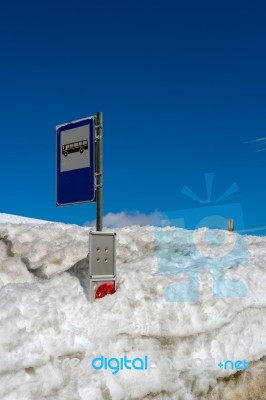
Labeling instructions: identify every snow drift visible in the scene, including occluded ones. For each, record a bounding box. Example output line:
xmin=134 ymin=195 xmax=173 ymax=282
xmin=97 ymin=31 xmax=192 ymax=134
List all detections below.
xmin=0 ymin=214 xmax=265 ymax=399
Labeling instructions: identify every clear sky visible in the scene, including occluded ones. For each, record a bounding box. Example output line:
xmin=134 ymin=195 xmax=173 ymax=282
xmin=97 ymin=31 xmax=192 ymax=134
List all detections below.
xmin=0 ymin=0 xmax=266 ymax=233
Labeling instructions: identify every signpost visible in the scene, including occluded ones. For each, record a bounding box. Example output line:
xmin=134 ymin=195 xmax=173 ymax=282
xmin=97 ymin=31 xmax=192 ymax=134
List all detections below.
xmin=56 ymin=112 xmax=116 ymax=301
xmin=56 ymin=116 xmax=95 ymax=206
xmin=95 ymin=112 xmax=103 ymax=231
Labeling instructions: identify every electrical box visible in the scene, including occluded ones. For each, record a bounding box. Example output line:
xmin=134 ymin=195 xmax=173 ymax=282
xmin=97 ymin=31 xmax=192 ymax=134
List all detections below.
xmin=89 ymin=231 xmax=116 ymax=279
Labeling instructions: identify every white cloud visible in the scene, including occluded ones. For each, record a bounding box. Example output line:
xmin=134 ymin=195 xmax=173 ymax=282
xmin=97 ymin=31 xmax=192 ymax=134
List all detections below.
xmin=238 ymin=225 xmax=266 ymax=234
xmin=244 ymin=137 xmax=266 ymax=144
xmin=84 ymin=210 xmax=169 ymax=228
xmin=243 ymin=137 xmax=266 ymax=155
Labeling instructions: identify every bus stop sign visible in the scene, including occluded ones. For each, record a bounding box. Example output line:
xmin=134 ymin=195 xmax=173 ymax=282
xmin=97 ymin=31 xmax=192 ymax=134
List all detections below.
xmin=56 ymin=116 xmax=95 ymax=205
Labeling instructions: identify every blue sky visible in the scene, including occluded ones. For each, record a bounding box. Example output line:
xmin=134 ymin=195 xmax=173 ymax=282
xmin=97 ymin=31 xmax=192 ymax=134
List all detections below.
xmin=0 ymin=0 xmax=266 ymax=234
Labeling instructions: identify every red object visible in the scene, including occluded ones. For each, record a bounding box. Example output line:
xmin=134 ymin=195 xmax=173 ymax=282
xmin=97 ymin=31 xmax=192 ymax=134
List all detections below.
xmin=95 ymin=281 xmax=115 ymax=299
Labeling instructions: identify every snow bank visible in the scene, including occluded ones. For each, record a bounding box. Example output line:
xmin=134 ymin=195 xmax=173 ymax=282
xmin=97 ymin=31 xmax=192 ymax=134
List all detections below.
xmin=0 ymin=217 xmax=265 ymax=399
xmin=0 ymin=213 xmax=52 ymax=225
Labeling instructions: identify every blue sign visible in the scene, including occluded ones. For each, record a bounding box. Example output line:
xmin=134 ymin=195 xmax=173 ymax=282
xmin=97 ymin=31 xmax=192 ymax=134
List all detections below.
xmin=56 ymin=117 xmax=95 ymax=205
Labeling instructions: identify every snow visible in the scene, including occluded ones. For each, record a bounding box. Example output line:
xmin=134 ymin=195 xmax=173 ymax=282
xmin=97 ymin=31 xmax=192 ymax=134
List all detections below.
xmin=0 ymin=215 xmax=265 ymax=399
xmin=0 ymin=213 xmax=52 ymax=225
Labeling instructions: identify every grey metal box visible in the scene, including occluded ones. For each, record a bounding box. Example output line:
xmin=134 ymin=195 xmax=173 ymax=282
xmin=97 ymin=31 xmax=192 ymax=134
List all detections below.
xmin=89 ymin=231 xmax=116 ymax=278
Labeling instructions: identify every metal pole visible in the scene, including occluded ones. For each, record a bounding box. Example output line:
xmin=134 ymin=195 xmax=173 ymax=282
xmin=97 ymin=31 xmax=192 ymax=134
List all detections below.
xmin=227 ymin=219 xmax=234 ymax=232
xmin=96 ymin=112 xmax=103 ymax=231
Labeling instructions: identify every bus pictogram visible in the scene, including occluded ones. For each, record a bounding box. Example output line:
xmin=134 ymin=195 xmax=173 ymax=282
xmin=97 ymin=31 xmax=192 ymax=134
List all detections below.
xmin=62 ymin=140 xmax=88 ymax=157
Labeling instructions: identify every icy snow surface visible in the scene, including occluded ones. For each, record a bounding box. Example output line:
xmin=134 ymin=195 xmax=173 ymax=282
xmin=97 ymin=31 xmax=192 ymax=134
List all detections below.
xmin=0 ymin=213 xmax=52 ymax=225
xmin=0 ymin=215 xmax=265 ymax=399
